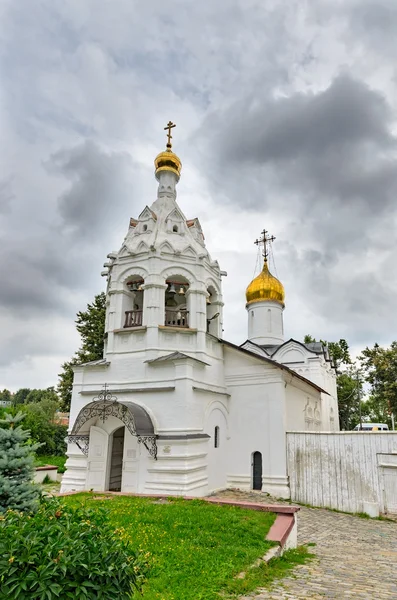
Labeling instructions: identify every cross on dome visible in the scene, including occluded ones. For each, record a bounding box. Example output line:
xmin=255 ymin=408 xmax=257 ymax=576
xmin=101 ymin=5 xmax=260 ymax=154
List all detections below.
xmin=164 ymin=121 xmax=176 ymax=149
xmin=154 ymin=120 xmax=182 ymax=181
xmin=254 ymin=229 xmax=276 ymax=263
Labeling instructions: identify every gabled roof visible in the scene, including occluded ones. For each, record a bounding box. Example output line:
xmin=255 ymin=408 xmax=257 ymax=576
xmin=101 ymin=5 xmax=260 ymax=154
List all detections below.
xmin=145 ymin=352 xmax=210 ymax=366
xmin=247 ymin=338 xmax=334 ymax=366
xmin=75 ymin=358 xmax=110 ymax=368
xmin=220 ymin=338 xmax=328 ymax=395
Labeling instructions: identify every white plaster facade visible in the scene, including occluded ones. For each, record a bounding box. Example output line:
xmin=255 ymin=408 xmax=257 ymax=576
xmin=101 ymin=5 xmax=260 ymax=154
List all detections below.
xmin=61 ymin=145 xmax=338 ymax=499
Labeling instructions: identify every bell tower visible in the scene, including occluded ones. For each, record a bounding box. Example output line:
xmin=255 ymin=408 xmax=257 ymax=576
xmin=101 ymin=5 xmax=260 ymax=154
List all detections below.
xmin=102 ymin=122 xmax=224 ymax=358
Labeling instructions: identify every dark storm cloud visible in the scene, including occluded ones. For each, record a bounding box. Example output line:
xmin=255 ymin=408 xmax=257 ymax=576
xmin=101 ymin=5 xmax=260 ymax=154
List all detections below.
xmin=47 ymin=140 xmax=134 ymax=238
xmin=212 ymin=75 xmax=397 ymax=209
xmin=204 ymin=74 xmax=397 ymax=345
xmin=0 ymin=141 xmax=135 ymax=315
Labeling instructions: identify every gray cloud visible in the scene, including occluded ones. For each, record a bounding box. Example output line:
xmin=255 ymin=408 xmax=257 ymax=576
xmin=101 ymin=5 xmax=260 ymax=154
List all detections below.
xmin=47 ymin=140 xmax=135 ymax=238
xmin=1 ymin=0 xmax=397 ymax=387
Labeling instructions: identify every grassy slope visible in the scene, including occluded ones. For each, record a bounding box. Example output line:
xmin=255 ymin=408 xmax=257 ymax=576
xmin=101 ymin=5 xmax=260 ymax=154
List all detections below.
xmin=34 ymin=455 xmax=67 ymax=472
xmin=62 ymin=494 xmax=311 ymax=599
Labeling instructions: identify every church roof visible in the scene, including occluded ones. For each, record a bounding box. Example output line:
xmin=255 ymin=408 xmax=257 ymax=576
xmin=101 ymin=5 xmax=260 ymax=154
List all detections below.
xmin=221 ymin=339 xmax=329 ymax=395
xmin=145 ymin=352 xmax=210 ymax=366
xmin=246 ymin=338 xmax=334 ymax=365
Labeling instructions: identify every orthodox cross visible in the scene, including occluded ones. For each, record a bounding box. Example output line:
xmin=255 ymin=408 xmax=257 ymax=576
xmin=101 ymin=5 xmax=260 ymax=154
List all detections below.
xmin=93 ymin=383 xmax=118 ymax=423
xmin=254 ymin=229 xmax=276 ymax=262
xmin=164 ymin=120 xmax=176 ymax=148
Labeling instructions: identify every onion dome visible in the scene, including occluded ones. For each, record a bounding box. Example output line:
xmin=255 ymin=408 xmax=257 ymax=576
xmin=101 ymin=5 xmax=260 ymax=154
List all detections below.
xmin=154 ymin=149 xmax=182 ymax=181
xmin=246 ymin=260 xmax=285 ymax=306
xmin=155 ymin=120 xmax=182 ymax=181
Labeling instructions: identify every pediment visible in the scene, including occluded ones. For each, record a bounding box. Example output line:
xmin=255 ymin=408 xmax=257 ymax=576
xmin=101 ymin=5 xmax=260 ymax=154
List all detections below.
xmin=159 ymin=241 xmax=174 ymax=254
xmin=118 ymin=244 xmax=132 ymax=258
xmin=181 ymin=245 xmax=197 ymax=258
xmin=165 ymin=207 xmax=185 ymax=223
xmin=136 ymin=241 xmax=150 ymax=254
xmin=138 ymin=206 xmax=157 ymax=221
xmin=272 ymin=340 xmax=308 ymax=363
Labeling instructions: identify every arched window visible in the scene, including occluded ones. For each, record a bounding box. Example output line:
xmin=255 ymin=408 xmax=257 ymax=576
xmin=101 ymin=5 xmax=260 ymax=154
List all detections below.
xmin=123 ymin=278 xmax=144 ymax=327
xmin=214 ymin=426 xmax=219 ymax=448
xmin=143 ymin=224 xmax=147 ymax=232
xmin=206 ymin=286 xmax=220 ymax=336
xmin=173 ymin=225 xmax=178 ymax=233
xmin=164 ymin=276 xmax=189 ymax=328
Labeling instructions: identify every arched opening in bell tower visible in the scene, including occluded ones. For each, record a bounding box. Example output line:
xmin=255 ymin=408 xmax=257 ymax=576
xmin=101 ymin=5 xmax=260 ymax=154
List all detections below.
xmin=164 ymin=276 xmax=189 ymax=328
xmin=123 ymin=277 xmax=144 ymax=327
xmin=206 ymin=285 xmax=220 ymax=336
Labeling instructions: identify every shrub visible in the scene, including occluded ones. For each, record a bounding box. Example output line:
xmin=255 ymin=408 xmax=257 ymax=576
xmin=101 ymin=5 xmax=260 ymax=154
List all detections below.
xmin=0 ymin=413 xmax=41 ymax=514
xmin=0 ymin=498 xmax=148 ymax=599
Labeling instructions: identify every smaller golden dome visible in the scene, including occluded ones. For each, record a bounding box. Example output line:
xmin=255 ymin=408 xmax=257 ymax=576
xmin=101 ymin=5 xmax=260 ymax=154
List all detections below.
xmin=246 ymin=260 xmax=285 ymax=306
xmin=154 ymin=149 xmax=182 ymax=181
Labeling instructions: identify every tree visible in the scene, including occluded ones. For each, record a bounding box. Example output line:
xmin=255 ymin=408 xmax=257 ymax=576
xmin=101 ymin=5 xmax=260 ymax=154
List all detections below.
xmin=21 ymin=398 xmax=67 ymax=456
xmin=359 ymin=342 xmax=397 ymax=424
xmin=0 ymin=412 xmax=41 ymax=514
xmin=304 ymin=334 xmax=354 ymax=428
xmin=304 ymin=335 xmax=351 ymax=370
xmin=337 ymin=368 xmax=366 ymax=430
xmin=24 ymin=387 xmax=59 ymax=405
xmin=13 ymin=388 xmax=31 ymax=406
xmin=0 ymin=389 xmax=12 ymax=405
xmin=58 ymin=292 xmax=106 ymax=411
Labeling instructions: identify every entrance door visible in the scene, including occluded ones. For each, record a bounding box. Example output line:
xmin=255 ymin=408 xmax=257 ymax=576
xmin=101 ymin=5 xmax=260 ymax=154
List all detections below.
xmin=252 ymin=451 xmax=262 ymax=490
xmin=108 ymin=427 xmax=125 ymax=492
xmin=86 ymin=426 xmax=109 ymax=491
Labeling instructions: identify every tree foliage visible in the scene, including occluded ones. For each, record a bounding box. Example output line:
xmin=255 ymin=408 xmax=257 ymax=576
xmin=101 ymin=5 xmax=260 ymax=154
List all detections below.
xmin=20 ymin=399 xmax=67 ymax=456
xmin=58 ymin=292 xmax=106 ymax=411
xmin=359 ymin=342 xmax=397 ymax=421
xmin=0 ymin=413 xmax=41 ymax=514
xmin=304 ymin=335 xmax=351 ymax=370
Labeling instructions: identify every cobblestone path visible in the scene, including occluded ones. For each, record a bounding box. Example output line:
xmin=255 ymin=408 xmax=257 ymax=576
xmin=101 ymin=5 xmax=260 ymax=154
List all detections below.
xmin=213 ymin=490 xmax=397 ymax=599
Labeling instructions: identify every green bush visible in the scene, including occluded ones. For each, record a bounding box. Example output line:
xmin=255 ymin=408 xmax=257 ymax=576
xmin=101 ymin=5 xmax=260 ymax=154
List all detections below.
xmin=0 ymin=499 xmax=148 ymax=599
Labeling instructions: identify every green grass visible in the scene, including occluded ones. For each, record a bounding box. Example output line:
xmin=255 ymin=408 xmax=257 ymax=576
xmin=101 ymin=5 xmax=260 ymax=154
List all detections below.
xmin=34 ymin=454 xmax=67 ymax=473
xmin=61 ymin=494 xmax=312 ymax=599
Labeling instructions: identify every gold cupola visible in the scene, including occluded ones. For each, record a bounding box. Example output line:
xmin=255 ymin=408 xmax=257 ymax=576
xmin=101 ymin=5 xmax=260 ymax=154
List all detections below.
xmin=155 ymin=120 xmax=182 ymax=181
xmin=246 ymin=229 xmax=285 ymax=307
xmin=246 ymin=260 xmax=285 ymax=306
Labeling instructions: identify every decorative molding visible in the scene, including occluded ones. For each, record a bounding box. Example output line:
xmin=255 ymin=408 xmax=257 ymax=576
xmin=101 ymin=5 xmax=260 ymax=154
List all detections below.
xmin=67 ymin=434 xmax=90 ymax=456
xmin=79 ymin=387 xmax=175 ymax=395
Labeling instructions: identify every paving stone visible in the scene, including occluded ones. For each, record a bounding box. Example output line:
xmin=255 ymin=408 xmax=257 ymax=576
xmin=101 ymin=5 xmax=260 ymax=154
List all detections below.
xmin=212 ymin=490 xmax=397 ymax=599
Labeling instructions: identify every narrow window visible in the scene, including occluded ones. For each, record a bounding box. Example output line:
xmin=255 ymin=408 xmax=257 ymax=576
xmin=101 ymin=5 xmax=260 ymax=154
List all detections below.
xmin=173 ymin=225 xmax=178 ymax=232
xmin=214 ymin=426 xmax=220 ymax=448
xmin=143 ymin=224 xmax=147 ymax=232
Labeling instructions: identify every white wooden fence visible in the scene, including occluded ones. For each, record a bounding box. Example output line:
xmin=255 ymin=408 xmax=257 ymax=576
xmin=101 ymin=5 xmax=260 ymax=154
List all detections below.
xmin=286 ymin=432 xmax=397 ymax=515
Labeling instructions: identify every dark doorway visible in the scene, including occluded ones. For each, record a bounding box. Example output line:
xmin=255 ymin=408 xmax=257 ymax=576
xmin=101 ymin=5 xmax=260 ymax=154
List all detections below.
xmin=252 ymin=451 xmax=262 ymax=490
xmin=108 ymin=427 xmax=125 ymax=492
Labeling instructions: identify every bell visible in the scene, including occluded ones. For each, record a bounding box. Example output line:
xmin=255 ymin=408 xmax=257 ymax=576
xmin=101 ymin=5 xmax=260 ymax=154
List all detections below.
xmin=168 ymin=283 xmax=176 ymax=295
xmin=137 ymin=282 xmax=143 ymax=291
xmin=206 ymin=296 xmax=211 ymax=305
xmin=178 ymin=286 xmax=185 ymax=296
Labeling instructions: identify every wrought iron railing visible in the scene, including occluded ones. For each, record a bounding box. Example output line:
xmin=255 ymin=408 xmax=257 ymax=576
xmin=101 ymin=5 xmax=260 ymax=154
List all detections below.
xmin=164 ymin=310 xmax=189 ymax=328
xmin=124 ymin=310 xmax=143 ymax=328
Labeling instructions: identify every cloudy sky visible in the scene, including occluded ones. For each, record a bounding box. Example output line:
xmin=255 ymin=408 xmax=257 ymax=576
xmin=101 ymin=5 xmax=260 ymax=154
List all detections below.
xmin=1 ymin=0 xmax=397 ymax=390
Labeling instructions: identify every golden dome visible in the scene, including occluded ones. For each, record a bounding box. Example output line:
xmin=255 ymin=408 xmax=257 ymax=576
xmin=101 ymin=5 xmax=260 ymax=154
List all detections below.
xmin=154 ymin=149 xmax=182 ymax=181
xmin=246 ymin=260 xmax=285 ymax=306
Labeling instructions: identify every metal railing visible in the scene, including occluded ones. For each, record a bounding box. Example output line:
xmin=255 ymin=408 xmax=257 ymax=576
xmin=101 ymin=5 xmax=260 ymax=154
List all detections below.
xmin=164 ymin=310 xmax=189 ymax=328
xmin=124 ymin=310 xmax=143 ymax=328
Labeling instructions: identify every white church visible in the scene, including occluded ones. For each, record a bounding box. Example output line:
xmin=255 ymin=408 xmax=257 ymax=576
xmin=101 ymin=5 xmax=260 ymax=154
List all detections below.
xmin=61 ymin=124 xmax=338 ymax=499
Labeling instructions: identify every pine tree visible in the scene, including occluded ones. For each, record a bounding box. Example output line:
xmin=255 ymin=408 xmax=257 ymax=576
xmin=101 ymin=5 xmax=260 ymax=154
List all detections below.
xmin=0 ymin=412 xmax=41 ymax=514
